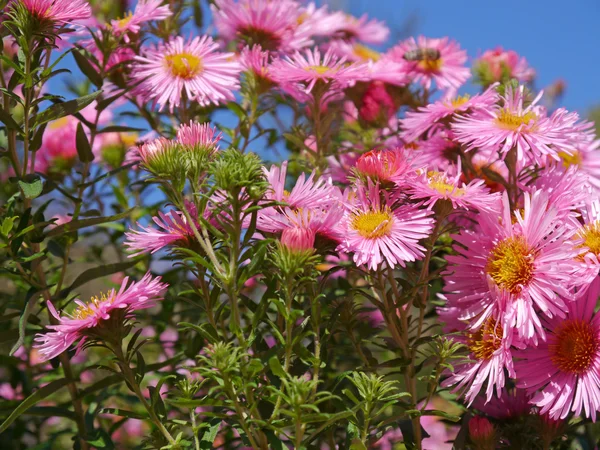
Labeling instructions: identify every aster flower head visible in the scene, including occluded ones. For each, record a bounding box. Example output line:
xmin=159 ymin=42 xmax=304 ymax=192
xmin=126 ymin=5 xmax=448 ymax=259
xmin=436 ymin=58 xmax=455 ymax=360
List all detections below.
xmin=13 ymin=0 xmax=91 ymax=25
xmin=409 ymin=166 xmax=500 ymax=213
xmin=263 ymin=161 xmax=337 ymax=209
xmin=136 ymin=136 xmax=180 ymax=178
xmin=328 ymin=12 xmax=390 ymax=44
xmin=474 ymin=47 xmax=535 ymax=85
xmin=280 ymin=226 xmax=316 ymax=252
xmin=336 ymin=181 xmax=435 ymax=270
xmin=125 ymin=203 xmax=200 ymax=257
xmin=515 ymin=277 xmax=600 ymax=421
xmin=388 ymin=36 xmax=470 ymax=91
xmin=443 ymin=191 xmax=582 ymax=343
xmin=400 ymin=85 xmax=499 ymax=142
xmin=270 ymin=48 xmax=368 ymax=96
xmin=110 ymin=0 xmax=172 ymax=42
xmin=239 ymin=45 xmax=274 ymax=84
xmin=33 ymin=273 xmax=167 ymax=361
xmin=211 ymin=0 xmax=311 ymax=52
xmin=472 ymin=388 xmax=532 ymax=420
xmin=353 ymin=147 xmax=413 ymax=187
xmin=452 ymin=85 xmax=579 ymax=165
xmin=176 ymin=121 xmax=222 ymax=154
xmin=132 ymin=35 xmax=240 ymax=112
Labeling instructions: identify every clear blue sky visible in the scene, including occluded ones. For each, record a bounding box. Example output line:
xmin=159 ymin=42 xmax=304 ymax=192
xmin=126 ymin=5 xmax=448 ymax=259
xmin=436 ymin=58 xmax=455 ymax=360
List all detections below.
xmin=337 ymin=0 xmax=600 ymax=115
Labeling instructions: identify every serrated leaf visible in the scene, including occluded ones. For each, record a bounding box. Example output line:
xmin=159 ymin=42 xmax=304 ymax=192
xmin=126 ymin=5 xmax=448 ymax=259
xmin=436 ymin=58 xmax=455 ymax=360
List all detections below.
xmin=200 ymin=418 xmax=221 ymax=449
xmin=0 ymin=378 xmax=70 ymax=433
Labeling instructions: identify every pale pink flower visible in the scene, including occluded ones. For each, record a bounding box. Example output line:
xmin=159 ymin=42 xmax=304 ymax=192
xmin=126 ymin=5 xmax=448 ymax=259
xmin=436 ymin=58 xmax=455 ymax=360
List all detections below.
xmin=336 ymin=182 xmax=434 ymax=270
xmin=176 ymin=121 xmax=222 ymax=151
xmin=443 ymin=191 xmax=582 ymax=343
xmin=239 ymin=45 xmax=273 ymax=83
xmin=110 ymin=0 xmax=171 ymax=41
xmin=131 ymin=35 xmax=240 ymax=111
xmin=16 ymin=0 xmax=91 ymax=24
xmin=327 ymin=13 xmax=389 ymax=44
xmin=452 ymin=85 xmax=580 ymax=165
xmin=388 ymin=36 xmax=470 ymax=91
xmin=33 ymin=273 xmax=168 ymax=361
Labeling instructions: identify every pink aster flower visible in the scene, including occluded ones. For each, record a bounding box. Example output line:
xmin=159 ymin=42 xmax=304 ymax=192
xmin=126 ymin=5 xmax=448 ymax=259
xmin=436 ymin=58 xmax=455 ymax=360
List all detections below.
xmin=325 ymin=152 xmax=359 ymax=184
xmin=239 ymin=45 xmax=273 ymax=83
xmin=15 ymin=0 xmax=91 ymax=24
xmin=443 ymin=316 xmax=521 ymax=404
xmin=263 ymin=161 xmax=337 ymax=209
xmin=474 ymin=47 xmax=535 ymax=84
xmin=409 ymin=166 xmax=500 ymax=213
xmin=336 ymin=182 xmax=434 ymax=270
xmin=176 ymin=121 xmax=221 ymax=151
xmin=443 ymin=191 xmax=582 ymax=343
xmin=33 ymin=273 xmax=167 ymax=361
xmin=553 ymin=122 xmax=600 ymax=192
xmin=328 ymin=13 xmax=390 ymax=44
xmin=270 ymin=48 xmax=368 ymax=95
xmin=131 ymin=35 xmax=240 ymax=111
xmin=125 ymin=203 xmax=199 ymax=256
xmin=110 ymin=0 xmax=172 ymax=41
xmin=388 ymin=36 xmax=470 ymax=91
xmin=452 ymin=85 xmax=579 ymax=165
xmin=515 ymin=277 xmax=600 ymax=421
xmin=472 ymin=388 xmax=532 ymax=420
xmin=211 ymin=0 xmax=311 ymax=52
xmin=400 ymin=86 xmax=498 ymax=142
xmin=353 ymin=147 xmax=413 ymax=186
xmin=280 ymin=227 xmax=316 ymax=252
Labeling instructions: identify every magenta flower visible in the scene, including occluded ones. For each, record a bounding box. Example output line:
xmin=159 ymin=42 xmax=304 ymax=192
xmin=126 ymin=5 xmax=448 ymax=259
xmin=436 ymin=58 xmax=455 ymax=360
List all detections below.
xmin=270 ymin=48 xmax=368 ymax=95
xmin=33 ymin=273 xmax=168 ymax=361
xmin=388 ymin=36 xmax=470 ymax=91
xmin=408 ymin=167 xmax=500 ymax=213
xmin=515 ymin=277 xmax=600 ymax=421
xmin=353 ymin=147 xmax=413 ymax=186
xmin=125 ymin=204 xmax=199 ymax=256
xmin=452 ymin=85 xmax=579 ymax=165
xmin=474 ymin=47 xmax=535 ymax=83
xmin=239 ymin=45 xmax=273 ymax=83
xmin=132 ymin=35 xmax=240 ymax=111
xmin=176 ymin=121 xmax=222 ymax=151
xmin=110 ymin=0 xmax=172 ymax=41
xmin=16 ymin=0 xmax=91 ymax=24
xmin=400 ymin=86 xmax=498 ymax=142
xmin=336 ymin=182 xmax=434 ymax=270
xmin=443 ymin=191 xmax=581 ymax=342
xmin=211 ymin=0 xmax=311 ymax=52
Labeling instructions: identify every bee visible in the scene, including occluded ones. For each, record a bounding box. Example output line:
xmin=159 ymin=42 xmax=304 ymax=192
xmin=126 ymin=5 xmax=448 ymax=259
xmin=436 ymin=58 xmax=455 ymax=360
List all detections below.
xmin=403 ymin=48 xmax=441 ymax=62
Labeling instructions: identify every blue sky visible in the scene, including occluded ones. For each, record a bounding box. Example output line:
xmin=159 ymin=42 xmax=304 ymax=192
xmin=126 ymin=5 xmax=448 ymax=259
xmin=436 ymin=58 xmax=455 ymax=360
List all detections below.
xmin=339 ymin=0 xmax=600 ymax=114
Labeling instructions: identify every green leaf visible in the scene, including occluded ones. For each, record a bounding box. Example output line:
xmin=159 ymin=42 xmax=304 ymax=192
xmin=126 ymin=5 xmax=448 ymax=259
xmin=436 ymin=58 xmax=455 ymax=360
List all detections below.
xmin=76 ymin=122 xmax=94 ymax=163
xmin=72 ymin=50 xmax=103 ymax=87
xmin=0 ymin=109 xmax=21 ymax=131
xmin=35 ymin=91 xmax=102 ymax=127
xmin=1 ymin=216 xmax=18 ymax=236
xmin=268 ymin=356 xmax=287 ymax=379
xmin=200 ymin=418 xmax=221 ymax=449
xmin=9 ymin=293 xmax=37 ymax=356
xmin=18 ymin=178 xmax=43 ymax=199
xmin=59 ymin=258 xmax=144 ymax=297
xmin=0 ymin=378 xmax=70 ymax=433
xmin=96 ymin=125 xmax=144 ymax=134
xmin=46 ymin=208 xmax=134 ymax=237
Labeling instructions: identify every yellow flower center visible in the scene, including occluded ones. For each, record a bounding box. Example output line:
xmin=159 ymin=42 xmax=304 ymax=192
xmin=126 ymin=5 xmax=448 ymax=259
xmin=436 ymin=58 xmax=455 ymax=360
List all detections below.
xmin=558 ymin=150 xmax=582 ymax=168
xmin=165 ymin=53 xmax=203 ymax=79
xmin=449 ymin=94 xmax=470 ymax=108
xmin=72 ymin=292 xmax=113 ymax=320
xmin=468 ymin=319 xmax=503 ymax=361
xmin=550 ymin=319 xmax=599 ymax=374
xmin=305 ymin=65 xmax=333 ymax=75
xmin=577 ymin=221 xmax=600 ymax=256
xmin=116 ymin=11 xmax=134 ymax=28
xmin=486 ymin=235 xmax=535 ymax=294
xmin=494 ymin=109 xmax=537 ymax=131
xmin=351 ymin=209 xmax=394 ymax=239
xmin=428 ymin=171 xmax=464 ymax=196
xmin=418 ymin=58 xmax=443 ymax=72
xmin=49 ymin=117 xmax=69 ymax=129
xmin=353 ymin=44 xmax=380 ymax=61
xmin=121 ymin=132 xmax=139 ymax=147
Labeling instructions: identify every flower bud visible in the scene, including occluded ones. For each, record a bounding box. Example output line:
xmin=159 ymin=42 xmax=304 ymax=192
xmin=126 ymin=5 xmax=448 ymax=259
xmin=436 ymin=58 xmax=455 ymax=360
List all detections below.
xmin=358 ymin=82 xmax=396 ymax=127
xmin=281 ymin=227 xmax=315 ymax=253
xmin=468 ymin=416 xmax=495 ymax=450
